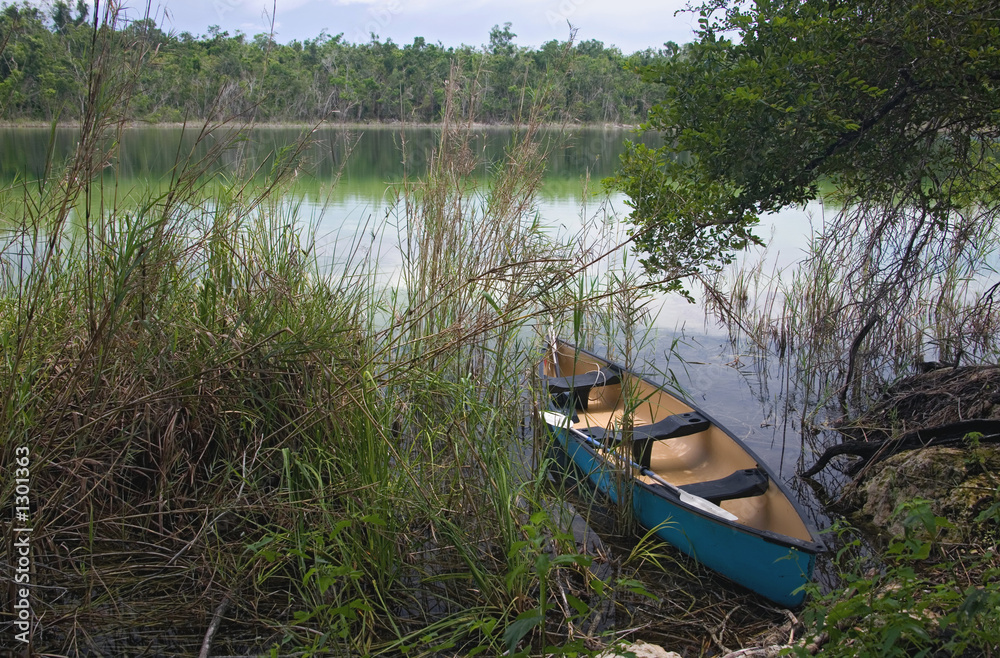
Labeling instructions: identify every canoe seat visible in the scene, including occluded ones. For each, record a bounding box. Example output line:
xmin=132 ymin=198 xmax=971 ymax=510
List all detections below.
xmin=631 ymin=412 xmax=711 ymax=442
xmin=545 ymin=367 xmax=621 ymax=411
xmin=586 ymin=411 xmax=711 ymax=467
xmin=679 ymin=468 xmax=769 ymax=505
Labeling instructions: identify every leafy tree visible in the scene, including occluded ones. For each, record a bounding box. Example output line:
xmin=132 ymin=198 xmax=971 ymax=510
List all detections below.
xmin=615 ymin=0 xmax=1000 ymax=301
xmin=50 ymin=0 xmax=84 ymax=32
xmin=487 ymin=22 xmax=516 ymax=58
xmin=0 ymin=3 xmax=671 ymax=125
xmin=73 ymin=0 xmax=87 ymax=26
xmin=50 ymin=0 xmax=70 ymax=33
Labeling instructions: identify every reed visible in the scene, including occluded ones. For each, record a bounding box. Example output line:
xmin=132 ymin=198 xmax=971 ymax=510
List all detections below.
xmin=0 ymin=12 xmax=795 ymax=657
xmin=702 ymin=194 xmax=1000 ymax=444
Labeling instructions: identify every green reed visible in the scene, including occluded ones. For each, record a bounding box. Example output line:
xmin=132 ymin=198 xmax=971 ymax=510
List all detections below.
xmin=0 ymin=12 xmax=798 ymax=656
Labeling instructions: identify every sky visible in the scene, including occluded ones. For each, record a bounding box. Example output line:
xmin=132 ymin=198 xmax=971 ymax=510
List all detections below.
xmin=142 ymin=0 xmax=697 ymax=53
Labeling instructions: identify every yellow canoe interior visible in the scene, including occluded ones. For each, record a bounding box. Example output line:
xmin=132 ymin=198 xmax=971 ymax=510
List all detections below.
xmin=545 ymin=343 xmax=814 ymax=543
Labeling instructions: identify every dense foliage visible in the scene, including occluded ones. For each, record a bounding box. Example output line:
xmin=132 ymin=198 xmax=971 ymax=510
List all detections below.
xmin=615 ymin=0 xmax=1000 ymax=286
xmin=1 ymin=5 xmax=793 ymax=653
xmin=0 ymin=4 xmax=670 ymax=123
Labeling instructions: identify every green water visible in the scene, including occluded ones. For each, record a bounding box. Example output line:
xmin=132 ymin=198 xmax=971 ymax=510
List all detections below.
xmin=0 ymin=123 xmax=819 ymax=329
xmin=0 ymin=124 xmax=648 ymax=196
xmin=0 ymin=124 xmax=656 ymax=262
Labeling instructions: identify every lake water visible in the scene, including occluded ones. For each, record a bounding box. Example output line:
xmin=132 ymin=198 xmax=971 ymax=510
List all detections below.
xmin=0 ymin=125 xmax=830 ymax=520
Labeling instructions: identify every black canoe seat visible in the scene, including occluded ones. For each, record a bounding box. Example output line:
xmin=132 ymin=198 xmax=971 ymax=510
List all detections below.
xmin=586 ymin=411 xmax=712 ymax=466
xmin=546 ymin=367 xmax=621 ymax=411
xmin=679 ymin=468 xmax=769 ymax=505
xmin=631 ymin=412 xmax=711 ymax=442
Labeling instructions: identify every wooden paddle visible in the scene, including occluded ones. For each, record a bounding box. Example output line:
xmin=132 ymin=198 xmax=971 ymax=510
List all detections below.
xmin=541 ymin=410 xmax=739 ymax=522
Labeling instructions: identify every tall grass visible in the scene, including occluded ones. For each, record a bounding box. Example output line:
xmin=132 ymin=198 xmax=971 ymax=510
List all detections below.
xmin=0 ymin=13 xmax=366 ymax=643
xmin=0 ymin=17 xmax=649 ymax=657
xmin=0 ymin=11 xmax=802 ymax=656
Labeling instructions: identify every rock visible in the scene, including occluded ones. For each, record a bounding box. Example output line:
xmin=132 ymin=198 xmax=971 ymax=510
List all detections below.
xmin=720 ymin=648 xmax=788 ymax=658
xmin=847 ymin=444 xmax=1000 ymax=538
xmin=597 ymin=640 xmax=683 ymax=658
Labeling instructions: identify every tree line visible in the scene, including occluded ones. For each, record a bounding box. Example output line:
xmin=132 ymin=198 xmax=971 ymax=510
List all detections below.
xmin=0 ymin=3 xmax=674 ymax=124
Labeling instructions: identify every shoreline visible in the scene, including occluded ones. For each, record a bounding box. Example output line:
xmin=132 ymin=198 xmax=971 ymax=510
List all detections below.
xmin=0 ymin=119 xmax=642 ymax=131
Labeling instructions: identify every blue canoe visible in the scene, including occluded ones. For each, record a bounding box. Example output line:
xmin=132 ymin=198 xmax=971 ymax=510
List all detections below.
xmin=540 ymin=340 xmax=823 ymax=607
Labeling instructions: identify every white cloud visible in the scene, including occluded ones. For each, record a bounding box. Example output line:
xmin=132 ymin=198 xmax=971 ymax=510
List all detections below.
xmin=153 ymin=0 xmax=696 ymax=50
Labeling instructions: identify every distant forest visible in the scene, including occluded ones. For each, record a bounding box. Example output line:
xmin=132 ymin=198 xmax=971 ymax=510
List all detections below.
xmin=0 ymin=2 xmax=676 ymax=124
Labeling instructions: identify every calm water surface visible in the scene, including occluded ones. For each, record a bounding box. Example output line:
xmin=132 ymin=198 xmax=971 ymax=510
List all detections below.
xmin=0 ymin=125 xmax=828 ymax=519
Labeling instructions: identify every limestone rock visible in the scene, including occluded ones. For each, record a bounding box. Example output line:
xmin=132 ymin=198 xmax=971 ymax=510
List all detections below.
xmin=849 ymin=444 xmax=1000 ymax=538
xmin=597 ymin=640 xmax=683 ymax=658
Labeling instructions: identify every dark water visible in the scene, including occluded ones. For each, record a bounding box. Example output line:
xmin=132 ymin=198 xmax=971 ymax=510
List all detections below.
xmin=0 ymin=124 xmax=657 ymax=187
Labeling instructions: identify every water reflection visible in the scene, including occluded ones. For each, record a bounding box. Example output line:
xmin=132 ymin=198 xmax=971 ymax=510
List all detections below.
xmin=0 ymin=125 xmax=659 ymax=190
xmin=1 ymin=124 xmax=829 ymax=524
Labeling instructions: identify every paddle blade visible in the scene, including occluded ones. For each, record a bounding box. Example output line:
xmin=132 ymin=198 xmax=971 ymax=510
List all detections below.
xmin=678 ymin=490 xmax=739 ymax=521
xmin=540 ymin=411 xmax=573 ymax=429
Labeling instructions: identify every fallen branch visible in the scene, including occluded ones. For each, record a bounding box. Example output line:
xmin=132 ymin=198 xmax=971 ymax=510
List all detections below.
xmin=802 ymin=419 xmax=1000 ymax=477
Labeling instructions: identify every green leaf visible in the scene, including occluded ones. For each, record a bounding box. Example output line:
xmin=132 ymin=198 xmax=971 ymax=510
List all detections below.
xmin=246 ymin=535 xmax=276 ymax=552
xmin=482 ymin=291 xmax=501 ymax=313
xmin=552 ymin=554 xmax=593 ymax=568
xmin=565 ymin=594 xmax=589 ymax=617
xmin=617 ymin=578 xmax=659 ymax=600
xmin=315 ymin=571 xmax=337 ymax=595
xmin=503 ymin=609 xmax=544 ymax=653
xmin=958 ymin=587 xmax=993 ymax=617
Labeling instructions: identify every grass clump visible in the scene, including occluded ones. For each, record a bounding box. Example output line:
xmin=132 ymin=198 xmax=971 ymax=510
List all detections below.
xmin=1 ymin=124 xmax=372 ymax=652
xmin=0 ymin=15 xmax=670 ymax=656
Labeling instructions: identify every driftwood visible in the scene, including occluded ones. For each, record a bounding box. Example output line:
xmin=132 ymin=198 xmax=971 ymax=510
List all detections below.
xmin=802 ymin=419 xmax=1000 ymax=477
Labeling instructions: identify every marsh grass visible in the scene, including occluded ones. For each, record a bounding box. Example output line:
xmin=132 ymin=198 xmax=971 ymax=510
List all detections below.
xmin=0 ymin=11 xmax=798 ymax=657
xmin=0 ymin=21 xmax=512 ymax=656
xmin=703 ymin=195 xmax=1000 ymax=455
